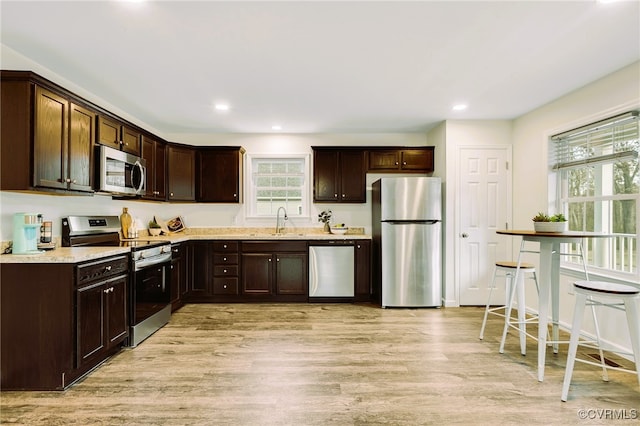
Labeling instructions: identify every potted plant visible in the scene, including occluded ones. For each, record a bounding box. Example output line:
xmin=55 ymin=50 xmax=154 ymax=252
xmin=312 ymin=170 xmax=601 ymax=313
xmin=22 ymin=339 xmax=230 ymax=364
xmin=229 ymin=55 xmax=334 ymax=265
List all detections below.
xmin=148 ymin=219 xmax=162 ymax=236
xmin=532 ymin=212 xmax=567 ymax=232
xmin=318 ymin=210 xmax=332 ymax=233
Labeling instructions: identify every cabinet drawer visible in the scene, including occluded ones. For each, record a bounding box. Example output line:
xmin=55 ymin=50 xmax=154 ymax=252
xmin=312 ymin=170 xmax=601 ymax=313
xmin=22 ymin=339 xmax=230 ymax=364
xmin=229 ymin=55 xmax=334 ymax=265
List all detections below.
xmin=213 ymin=277 xmax=239 ymax=295
xmin=213 ymin=253 xmax=238 ymax=265
xmin=213 ymin=265 xmax=238 ymax=276
xmin=76 ymin=255 xmax=129 ymax=287
xmin=212 ymin=241 xmax=238 ymax=252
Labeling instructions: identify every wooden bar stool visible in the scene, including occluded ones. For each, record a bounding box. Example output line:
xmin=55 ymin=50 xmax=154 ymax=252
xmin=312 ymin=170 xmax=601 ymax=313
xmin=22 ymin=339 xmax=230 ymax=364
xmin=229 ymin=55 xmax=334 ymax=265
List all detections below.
xmin=479 ymin=261 xmax=540 ymax=353
xmin=561 ymin=280 xmax=640 ymax=402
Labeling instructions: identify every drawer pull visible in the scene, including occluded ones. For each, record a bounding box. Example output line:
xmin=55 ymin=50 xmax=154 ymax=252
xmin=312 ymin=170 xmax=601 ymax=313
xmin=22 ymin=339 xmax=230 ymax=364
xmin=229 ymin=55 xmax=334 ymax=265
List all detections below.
xmin=105 ymin=266 xmax=112 ymax=271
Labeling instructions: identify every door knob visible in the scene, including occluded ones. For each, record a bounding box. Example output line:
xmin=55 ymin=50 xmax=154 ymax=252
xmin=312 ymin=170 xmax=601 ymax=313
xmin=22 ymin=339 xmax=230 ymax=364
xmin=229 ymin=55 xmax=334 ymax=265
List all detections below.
xmin=461 ymin=233 xmax=469 ymax=238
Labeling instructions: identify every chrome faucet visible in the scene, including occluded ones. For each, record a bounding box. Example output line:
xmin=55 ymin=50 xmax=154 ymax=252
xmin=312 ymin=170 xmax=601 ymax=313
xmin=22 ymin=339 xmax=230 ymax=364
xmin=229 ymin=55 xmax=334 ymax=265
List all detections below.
xmin=275 ymin=207 xmax=288 ymax=234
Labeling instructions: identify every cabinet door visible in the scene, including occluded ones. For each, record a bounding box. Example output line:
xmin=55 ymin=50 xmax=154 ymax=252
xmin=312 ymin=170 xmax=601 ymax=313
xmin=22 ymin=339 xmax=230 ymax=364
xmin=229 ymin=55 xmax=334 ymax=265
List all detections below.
xmin=355 ymin=241 xmax=371 ymax=300
xmin=34 ymin=86 xmax=68 ymax=190
xmin=76 ymin=282 xmax=106 ymax=365
xmin=142 ymin=136 xmax=155 ymax=198
xmin=154 ymin=142 xmax=167 ymax=199
xmin=197 ymin=149 xmax=241 ymax=202
xmin=313 ymin=150 xmax=339 ymax=202
xmin=170 ymin=257 xmax=181 ymax=307
xmin=401 ymin=148 xmax=434 ymax=171
xmin=190 ymin=242 xmax=210 ymax=295
xmin=142 ymin=136 xmax=167 ymax=200
xmin=96 ymin=116 xmax=121 ymax=151
xmin=275 ymin=253 xmax=307 ymax=295
xmin=170 ymin=243 xmax=188 ymax=306
xmin=339 ymin=150 xmax=366 ymax=202
xmin=68 ymin=103 xmax=95 ymax=192
xmin=179 ymin=246 xmax=189 ymax=298
xmin=368 ymin=150 xmax=399 ymax=171
xmin=241 ymin=253 xmax=273 ymax=295
xmin=106 ymin=275 xmax=128 ymax=346
xmin=121 ymin=125 xmax=141 ymax=156
xmin=168 ymin=145 xmax=195 ymax=201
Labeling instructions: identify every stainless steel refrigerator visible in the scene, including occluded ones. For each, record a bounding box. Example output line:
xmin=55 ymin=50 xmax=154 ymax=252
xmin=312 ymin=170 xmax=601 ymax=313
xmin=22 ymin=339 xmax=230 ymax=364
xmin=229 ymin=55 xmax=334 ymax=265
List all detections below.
xmin=372 ymin=177 xmax=442 ymax=307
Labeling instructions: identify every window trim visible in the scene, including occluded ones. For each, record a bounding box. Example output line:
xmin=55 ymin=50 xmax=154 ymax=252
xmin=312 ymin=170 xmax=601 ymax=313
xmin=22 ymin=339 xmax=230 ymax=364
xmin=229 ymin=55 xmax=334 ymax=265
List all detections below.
xmin=244 ymin=153 xmax=311 ymax=221
xmin=550 ymin=111 xmax=639 ymax=282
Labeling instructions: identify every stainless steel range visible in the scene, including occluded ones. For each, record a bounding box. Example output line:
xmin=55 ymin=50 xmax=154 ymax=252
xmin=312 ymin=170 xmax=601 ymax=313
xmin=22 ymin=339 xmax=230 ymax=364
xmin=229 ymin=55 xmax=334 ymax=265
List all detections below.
xmin=62 ymin=215 xmax=172 ymax=347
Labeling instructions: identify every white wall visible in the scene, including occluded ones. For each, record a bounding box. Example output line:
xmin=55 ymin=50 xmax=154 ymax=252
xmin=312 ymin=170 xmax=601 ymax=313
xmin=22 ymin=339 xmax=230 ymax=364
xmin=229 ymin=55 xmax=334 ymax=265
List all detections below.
xmin=512 ymin=60 xmax=640 ymax=355
xmin=430 ymin=120 xmax=513 ymax=307
xmin=0 ymin=44 xmax=430 ymax=241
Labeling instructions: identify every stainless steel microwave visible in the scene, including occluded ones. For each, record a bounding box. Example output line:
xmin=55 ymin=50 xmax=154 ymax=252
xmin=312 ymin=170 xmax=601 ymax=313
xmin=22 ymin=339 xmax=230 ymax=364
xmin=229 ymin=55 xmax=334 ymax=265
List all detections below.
xmin=96 ymin=145 xmax=146 ymax=195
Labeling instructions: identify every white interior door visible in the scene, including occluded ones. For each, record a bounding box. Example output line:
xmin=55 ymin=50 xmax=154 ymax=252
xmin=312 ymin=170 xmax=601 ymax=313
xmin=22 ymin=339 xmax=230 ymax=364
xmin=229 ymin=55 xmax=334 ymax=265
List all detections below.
xmin=457 ymin=146 xmax=511 ymax=306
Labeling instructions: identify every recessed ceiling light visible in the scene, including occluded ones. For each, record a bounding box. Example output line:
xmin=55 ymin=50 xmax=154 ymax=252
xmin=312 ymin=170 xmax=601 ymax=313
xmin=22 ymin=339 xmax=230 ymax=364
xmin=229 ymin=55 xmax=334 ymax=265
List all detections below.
xmin=214 ymin=103 xmax=230 ymax=112
xmin=272 ymin=125 xmax=282 ymax=131
xmin=452 ymin=104 xmax=468 ymax=111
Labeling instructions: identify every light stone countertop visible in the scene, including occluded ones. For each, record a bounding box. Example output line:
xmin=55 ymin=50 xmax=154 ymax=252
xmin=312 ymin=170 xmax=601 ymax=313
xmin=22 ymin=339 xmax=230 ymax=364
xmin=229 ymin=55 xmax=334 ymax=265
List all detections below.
xmin=1 ymin=227 xmax=371 ymax=263
xmin=0 ymin=246 xmax=131 ymax=264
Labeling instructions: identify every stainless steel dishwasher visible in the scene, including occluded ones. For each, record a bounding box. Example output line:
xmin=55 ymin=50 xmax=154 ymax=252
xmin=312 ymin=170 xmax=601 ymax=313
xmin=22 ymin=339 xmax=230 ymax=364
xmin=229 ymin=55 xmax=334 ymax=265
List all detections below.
xmin=308 ymin=241 xmax=355 ymax=298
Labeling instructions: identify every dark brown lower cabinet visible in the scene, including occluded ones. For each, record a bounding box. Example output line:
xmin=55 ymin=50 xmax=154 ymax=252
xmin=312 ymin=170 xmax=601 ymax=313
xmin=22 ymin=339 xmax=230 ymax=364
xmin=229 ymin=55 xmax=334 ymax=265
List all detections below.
xmin=189 ymin=241 xmax=211 ymax=296
xmin=186 ymin=239 xmax=371 ymax=303
xmin=170 ymin=242 xmax=188 ymax=311
xmin=355 ymin=240 xmax=372 ymax=302
xmin=0 ymin=255 xmax=128 ymax=390
xmin=240 ymin=241 xmax=308 ymax=301
xmin=239 ymin=251 xmax=306 ymax=296
xmin=186 ymin=240 xmax=307 ymax=302
xmin=240 ymin=244 xmax=308 ymax=301
xmin=76 ymin=274 xmax=128 ymax=368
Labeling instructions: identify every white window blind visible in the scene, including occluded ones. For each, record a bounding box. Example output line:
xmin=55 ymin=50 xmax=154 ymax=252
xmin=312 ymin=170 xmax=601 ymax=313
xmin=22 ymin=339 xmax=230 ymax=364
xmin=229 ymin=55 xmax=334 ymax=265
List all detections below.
xmin=551 ymin=111 xmax=639 ymax=170
xmin=551 ymin=110 xmax=639 ymax=278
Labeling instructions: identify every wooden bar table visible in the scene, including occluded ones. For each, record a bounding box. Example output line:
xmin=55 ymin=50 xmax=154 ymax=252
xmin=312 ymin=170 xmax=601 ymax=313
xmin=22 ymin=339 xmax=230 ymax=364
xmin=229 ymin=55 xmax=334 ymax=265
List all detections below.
xmin=496 ymin=229 xmax=612 ymax=382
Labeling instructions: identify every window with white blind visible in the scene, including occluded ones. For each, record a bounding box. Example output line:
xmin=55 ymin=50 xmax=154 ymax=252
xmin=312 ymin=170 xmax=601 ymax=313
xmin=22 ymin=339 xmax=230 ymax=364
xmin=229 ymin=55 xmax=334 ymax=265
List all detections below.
xmin=246 ymin=155 xmax=309 ymax=217
xmin=551 ymin=111 xmax=639 ymax=279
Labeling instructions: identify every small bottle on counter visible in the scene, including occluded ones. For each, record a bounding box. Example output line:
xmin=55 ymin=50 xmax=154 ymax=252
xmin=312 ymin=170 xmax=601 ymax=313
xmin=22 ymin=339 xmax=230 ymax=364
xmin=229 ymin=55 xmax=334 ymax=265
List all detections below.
xmin=120 ymin=207 xmax=132 ymax=239
xmin=128 ymin=221 xmax=138 ymax=239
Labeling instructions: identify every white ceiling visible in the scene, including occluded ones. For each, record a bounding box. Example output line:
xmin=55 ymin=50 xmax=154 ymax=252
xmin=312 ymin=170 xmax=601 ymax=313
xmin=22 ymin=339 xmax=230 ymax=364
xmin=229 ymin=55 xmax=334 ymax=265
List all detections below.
xmin=1 ymin=1 xmax=639 ymax=134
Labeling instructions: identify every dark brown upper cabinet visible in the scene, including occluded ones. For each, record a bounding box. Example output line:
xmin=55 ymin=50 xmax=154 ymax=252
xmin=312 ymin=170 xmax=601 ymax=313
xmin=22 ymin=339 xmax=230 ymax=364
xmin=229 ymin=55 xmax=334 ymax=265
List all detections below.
xmin=312 ymin=148 xmax=366 ymax=203
xmin=97 ymin=115 xmax=141 ymax=156
xmin=1 ymin=72 xmax=95 ymax=194
xmin=141 ymin=135 xmax=167 ymax=201
xmin=367 ymin=147 xmax=434 ymax=173
xmin=167 ymin=144 xmax=195 ymax=201
xmin=196 ymin=147 xmax=244 ymax=203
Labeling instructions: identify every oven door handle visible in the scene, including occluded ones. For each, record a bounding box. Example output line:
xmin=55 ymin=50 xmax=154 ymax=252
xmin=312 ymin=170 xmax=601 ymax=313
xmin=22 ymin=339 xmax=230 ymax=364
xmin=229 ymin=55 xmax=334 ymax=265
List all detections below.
xmin=134 ymin=253 xmax=172 ymax=271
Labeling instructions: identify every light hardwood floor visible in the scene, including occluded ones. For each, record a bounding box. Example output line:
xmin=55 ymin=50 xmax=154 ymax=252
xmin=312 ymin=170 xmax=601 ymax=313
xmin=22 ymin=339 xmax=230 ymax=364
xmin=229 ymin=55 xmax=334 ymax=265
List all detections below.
xmin=1 ymin=303 xmax=638 ymax=425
